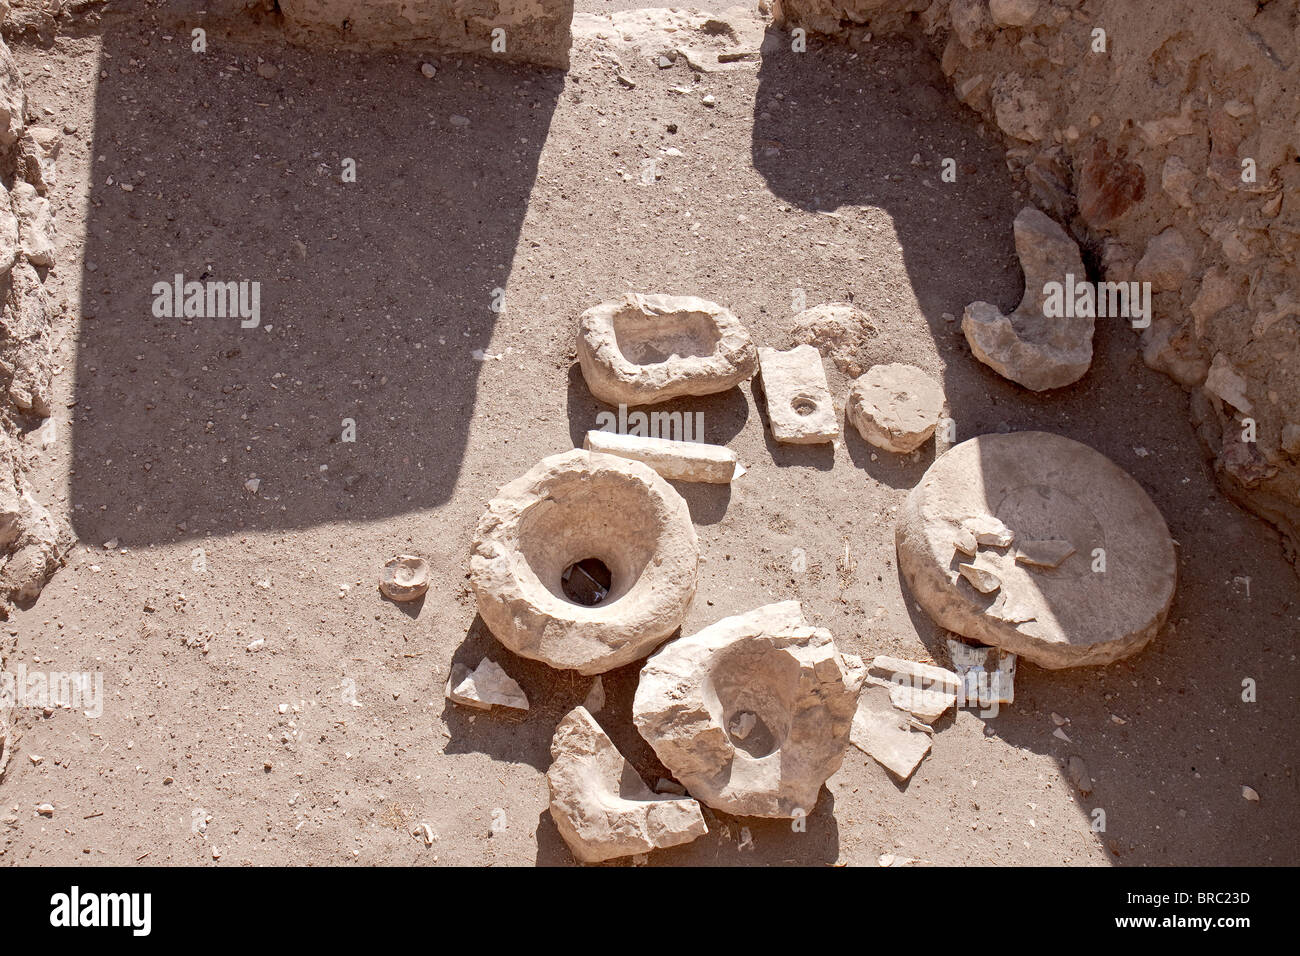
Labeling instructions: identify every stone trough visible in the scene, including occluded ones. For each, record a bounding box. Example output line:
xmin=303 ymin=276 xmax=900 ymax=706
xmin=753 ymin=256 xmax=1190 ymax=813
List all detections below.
xmin=577 ymin=294 xmax=757 ymax=407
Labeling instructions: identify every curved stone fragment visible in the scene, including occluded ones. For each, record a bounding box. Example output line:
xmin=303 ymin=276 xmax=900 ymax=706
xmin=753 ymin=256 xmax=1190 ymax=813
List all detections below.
xmin=847 ymin=363 xmax=945 ymax=453
xmin=896 ymin=432 xmax=1177 ymax=668
xmin=547 ymin=706 xmax=707 ymax=863
xmin=470 ymin=450 xmax=699 ymax=675
xmin=962 ymin=207 xmax=1092 ymax=391
xmin=577 ymin=294 xmax=757 ymax=406
xmin=633 ymin=601 xmax=865 ymax=818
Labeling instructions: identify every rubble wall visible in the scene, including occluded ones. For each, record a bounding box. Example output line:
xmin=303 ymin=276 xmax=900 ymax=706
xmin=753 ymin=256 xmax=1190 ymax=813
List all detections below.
xmin=280 ymin=0 xmax=574 ymax=68
xmin=0 ymin=29 xmax=73 ymax=613
xmin=773 ymin=0 xmax=1300 ymax=566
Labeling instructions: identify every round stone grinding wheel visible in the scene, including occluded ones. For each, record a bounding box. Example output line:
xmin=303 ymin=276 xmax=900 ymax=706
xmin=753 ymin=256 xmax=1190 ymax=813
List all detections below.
xmin=895 ymin=431 xmax=1177 ymax=668
xmin=470 ymin=449 xmax=700 ymax=675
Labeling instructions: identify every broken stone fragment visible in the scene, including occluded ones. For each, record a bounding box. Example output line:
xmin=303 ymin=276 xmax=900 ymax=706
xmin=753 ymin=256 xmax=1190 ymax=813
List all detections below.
xmin=11 ymin=181 xmax=54 ymax=267
xmin=897 ymin=432 xmax=1176 ymax=668
xmin=18 ymin=127 xmax=59 ymax=194
xmin=1203 ymin=353 xmax=1253 ymax=414
xmin=757 ymin=345 xmax=839 ymax=444
xmin=963 ymin=514 xmax=1014 ymax=548
xmin=864 ymin=656 xmax=960 ymax=723
xmin=850 ymin=685 xmax=933 ymax=781
xmin=583 ymin=429 xmax=738 ymax=483
xmin=1135 ymin=227 xmax=1195 ymax=293
xmin=867 ymin=655 xmax=962 ymax=696
xmin=962 ymin=207 xmax=1092 ymax=391
xmin=1014 ymin=539 xmax=1076 ymax=568
xmin=953 ymin=528 xmax=978 ymax=556
xmin=846 ymin=363 xmax=946 ymax=453
xmin=470 ymin=450 xmax=699 ymax=675
xmin=988 ymin=0 xmax=1039 ymax=27
xmin=445 ymin=659 xmax=529 ymax=712
xmin=633 ymin=601 xmax=863 ymax=817
xmin=789 ymin=302 xmax=877 ymax=377
xmin=548 ymin=706 xmax=707 ymax=863
xmin=990 ymin=73 xmax=1050 ymax=142
xmin=958 ymin=562 xmax=1002 ymax=594
xmin=379 ymin=554 xmax=430 ymax=601
xmin=576 ymin=294 xmax=757 ymax=406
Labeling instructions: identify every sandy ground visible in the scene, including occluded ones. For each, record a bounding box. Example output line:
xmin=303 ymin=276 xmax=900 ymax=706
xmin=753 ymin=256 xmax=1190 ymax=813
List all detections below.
xmin=0 ymin=6 xmax=1296 ymax=866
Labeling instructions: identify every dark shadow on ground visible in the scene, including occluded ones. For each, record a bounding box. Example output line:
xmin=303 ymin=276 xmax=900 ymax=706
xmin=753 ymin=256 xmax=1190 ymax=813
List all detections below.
xmin=70 ymin=23 xmax=560 ymax=545
xmin=754 ymin=26 xmax=1300 ymax=866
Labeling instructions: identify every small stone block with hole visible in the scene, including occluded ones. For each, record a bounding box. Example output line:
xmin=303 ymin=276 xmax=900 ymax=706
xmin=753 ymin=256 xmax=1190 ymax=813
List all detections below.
xmin=758 ymin=345 xmax=839 ymax=444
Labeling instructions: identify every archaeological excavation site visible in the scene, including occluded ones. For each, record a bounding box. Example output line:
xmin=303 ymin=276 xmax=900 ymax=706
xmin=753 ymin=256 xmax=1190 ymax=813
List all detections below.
xmin=0 ymin=0 xmax=1295 ymax=894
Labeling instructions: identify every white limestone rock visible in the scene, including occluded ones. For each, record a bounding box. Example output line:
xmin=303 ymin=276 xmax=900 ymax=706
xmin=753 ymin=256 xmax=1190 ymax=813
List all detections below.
xmin=583 ymin=429 xmax=738 ymax=483
xmin=847 ymin=363 xmax=946 ymax=453
xmin=577 ymin=294 xmax=756 ymax=406
xmin=758 ymin=345 xmax=839 ymax=444
xmin=896 ymin=432 xmax=1177 ymax=668
xmin=963 ymin=207 xmax=1092 ymax=391
xmin=547 ymin=706 xmax=707 ymax=863
xmin=445 ymin=659 xmax=529 ymax=712
xmin=633 ymin=601 xmax=864 ymax=818
xmin=470 ymin=450 xmax=699 ymax=675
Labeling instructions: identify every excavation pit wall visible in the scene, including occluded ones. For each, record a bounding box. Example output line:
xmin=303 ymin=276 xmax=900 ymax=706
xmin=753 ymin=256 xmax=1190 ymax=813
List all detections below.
xmin=771 ymin=0 xmax=1300 ymax=569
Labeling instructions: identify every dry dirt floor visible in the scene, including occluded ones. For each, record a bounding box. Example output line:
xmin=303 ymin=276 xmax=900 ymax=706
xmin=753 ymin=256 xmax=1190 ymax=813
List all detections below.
xmin=0 ymin=4 xmax=1296 ymax=866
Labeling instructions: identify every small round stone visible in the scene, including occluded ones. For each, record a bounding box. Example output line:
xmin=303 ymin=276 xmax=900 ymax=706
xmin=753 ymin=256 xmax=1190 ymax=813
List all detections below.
xmin=896 ymin=432 xmax=1176 ymax=668
xmin=380 ymin=555 xmax=430 ymax=602
xmin=847 ymin=363 xmax=945 ymax=453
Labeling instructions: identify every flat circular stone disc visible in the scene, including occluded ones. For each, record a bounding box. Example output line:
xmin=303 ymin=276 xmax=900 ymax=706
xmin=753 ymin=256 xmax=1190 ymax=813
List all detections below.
xmin=896 ymin=432 xmax=1176 ymax=668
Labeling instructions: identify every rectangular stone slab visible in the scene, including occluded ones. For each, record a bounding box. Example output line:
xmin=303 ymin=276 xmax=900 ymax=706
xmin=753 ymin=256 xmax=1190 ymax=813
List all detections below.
xmin=584 ymin=430 xmax=738 ymax=483
xmin=850 ymin=687 xmax=932 ymax=781
xmin=757 ymin=345 xmax=839 ymax=444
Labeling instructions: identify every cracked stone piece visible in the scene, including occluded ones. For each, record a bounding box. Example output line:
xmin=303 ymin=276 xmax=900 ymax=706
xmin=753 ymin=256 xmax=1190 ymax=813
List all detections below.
xmin=947 ymin=639 xmax=1017 ymax=706
xmin=633 ymin=601 xmax=864 ymax=817
xmin=584 ymin=429 xmax=738 ymax=483
xmin=445 ymin=659 xmax=529 ymax=712
xmin=963 ymin=514 xmax=1014 ymax=548
xmin=11 ymin=181 xmax=54 ymax=267
xmin=1015 ymin=539 xmax=1076 ymax=568
xmin=867 ymin=656 xmax=962 ymax=695
xmin=958 ymin=562 xmax=1002 ymax=594
xmin=962 ymin=207 xmax=1092 ymax=391
xmin=867 ymin=655 xmax=960 ymax=723
xmin=847 ymin=363 xmax=945 ymax=453
xmin=1203 ymin=353 xmax=1253 ymax=414
xmin=850 ymin=685 xmax=933 ymax=781
xmin=577 ymin=294 xmax=756 ymax=406
xmin=953 ymin=528 xmax=978 ymax=556
xmin=379 ymin=555 xmax=429 ymax=601
xmin=470 ymin=450 xmax=699 ymax=675
xmin=1135 ymin=227 xmax=1195 ymax=293
xmin=757 ymin=345 xmax=839 ymax=444
xmin=988 ymin=0 xmax=1038 ymax=27
xmin=18 ymin=127 xmax=59 ymax=194
xmin=897 ymin=432 xmax=1176 ymax=668
xmin=547 ymin=706 xmax=707 ymax=863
